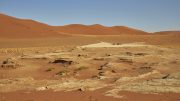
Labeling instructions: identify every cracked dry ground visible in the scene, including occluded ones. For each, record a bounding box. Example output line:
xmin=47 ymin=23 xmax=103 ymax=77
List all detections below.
xmin=0 ymin=44 xmax=180 ymax=101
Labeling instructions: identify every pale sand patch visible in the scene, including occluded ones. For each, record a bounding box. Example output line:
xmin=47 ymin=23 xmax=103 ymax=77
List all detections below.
xmin=78 ymin=42 xmax=151 ymax=48
xmin=0 ymin=77 xmax=107 ymax=92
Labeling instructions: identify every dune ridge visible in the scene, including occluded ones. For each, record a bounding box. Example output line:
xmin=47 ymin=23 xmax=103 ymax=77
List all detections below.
xmin=0 ymin=13 xmax=64 ymax=38
xmin=54 ymin=24 xmax=148 ymax=35
xmin=0 ymin=13 xmax=179 ymax=38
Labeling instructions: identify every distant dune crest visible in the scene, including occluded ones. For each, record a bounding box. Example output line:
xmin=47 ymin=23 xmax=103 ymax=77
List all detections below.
xmin=54 ymin=24 xmax=148 ymax=35
xmin=0 ymin=13 xmax=179 ymax=38
xmin=0 ymin=14 xmax=64 ymax=38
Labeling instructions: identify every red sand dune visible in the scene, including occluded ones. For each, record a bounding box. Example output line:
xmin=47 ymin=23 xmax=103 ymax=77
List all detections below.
xmin=154 ymin=31 xmax=180 ymax=35
xmin=54 ymin=24 xmax=149 ymax=35
xmin=0 ymin=13 xmax=179 ymax=38
xmin=0 ymin=14 xmax=148 ymax=38
xmin=0 ymin=13 xmax=64 ymax=38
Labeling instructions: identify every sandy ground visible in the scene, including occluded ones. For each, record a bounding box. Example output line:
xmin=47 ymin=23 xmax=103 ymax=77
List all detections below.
xmin=0 ymin=34 xmax=180 ymax=48
xmin=0 ymin=35 xmax=180 ymax=101
xmin=1 ymin=90 xmax=180 ymax=101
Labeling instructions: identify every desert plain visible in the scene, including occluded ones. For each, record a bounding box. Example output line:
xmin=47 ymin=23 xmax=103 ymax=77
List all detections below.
xmin=0 ymin=14 xmax=180 ymax=101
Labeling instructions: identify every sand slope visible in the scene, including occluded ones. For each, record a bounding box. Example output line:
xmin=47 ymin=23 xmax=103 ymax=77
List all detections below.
xmin=54 ymin=24 xmax=148 ymax=35
xmin=0 ymin=14 xmax=148 ymax=38
xmin=154 ymin=31 xmax=180 ymax=35
xmin=0 ymin=13 xmax=179 ymax=39
xmin=0 ymin=14 xmax=64 ymax=38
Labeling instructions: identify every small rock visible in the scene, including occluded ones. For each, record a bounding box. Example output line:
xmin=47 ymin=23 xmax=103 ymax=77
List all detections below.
xmin=78 ymin=87 xmax=86 ymax=91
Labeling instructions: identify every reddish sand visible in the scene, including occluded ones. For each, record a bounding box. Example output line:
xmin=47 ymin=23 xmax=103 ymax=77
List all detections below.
xmin=0 ymin=13 xmax=64 ymax=38
xmin=1 ymin=90 xmax=180 ymax=101
xmin=54 ymin=24 xmax=148 ymax=35
xmin=0 ymin=13 xmax=148 ymax=38
xmin=1 ymin=13 xmax=180 ymax=38
xmin=0 ymin=89 xmax=119 ymax=101
xmin=154 ymin=31 xmax=180 ymax=35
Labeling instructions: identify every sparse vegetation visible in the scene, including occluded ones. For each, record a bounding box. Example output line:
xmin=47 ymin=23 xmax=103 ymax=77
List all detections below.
xmin=118 ymin=57 xmax=133 ymax=63
xmin=1 ymin=58 xmax=20 ymax=69
xmin=45 ymin=67 xmax=55 ymax=72
xmin=0 ymin=41 xmax=180 ymax=100
xmin=74 ymin=66 xmax=88 ymax=71
xmin=56 ymin=70 xmax=69 ymax=76
xmin=51 ymin=59 xmax=73 ymax=67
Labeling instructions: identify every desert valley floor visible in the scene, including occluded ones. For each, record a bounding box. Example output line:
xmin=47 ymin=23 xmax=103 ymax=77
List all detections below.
xmin=0 ymin=34 xmax=180 ymax=101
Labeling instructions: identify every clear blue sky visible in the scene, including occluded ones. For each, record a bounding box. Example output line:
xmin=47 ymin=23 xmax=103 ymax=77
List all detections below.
xmin=0 ymin=0 xmax=180 ymax=32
